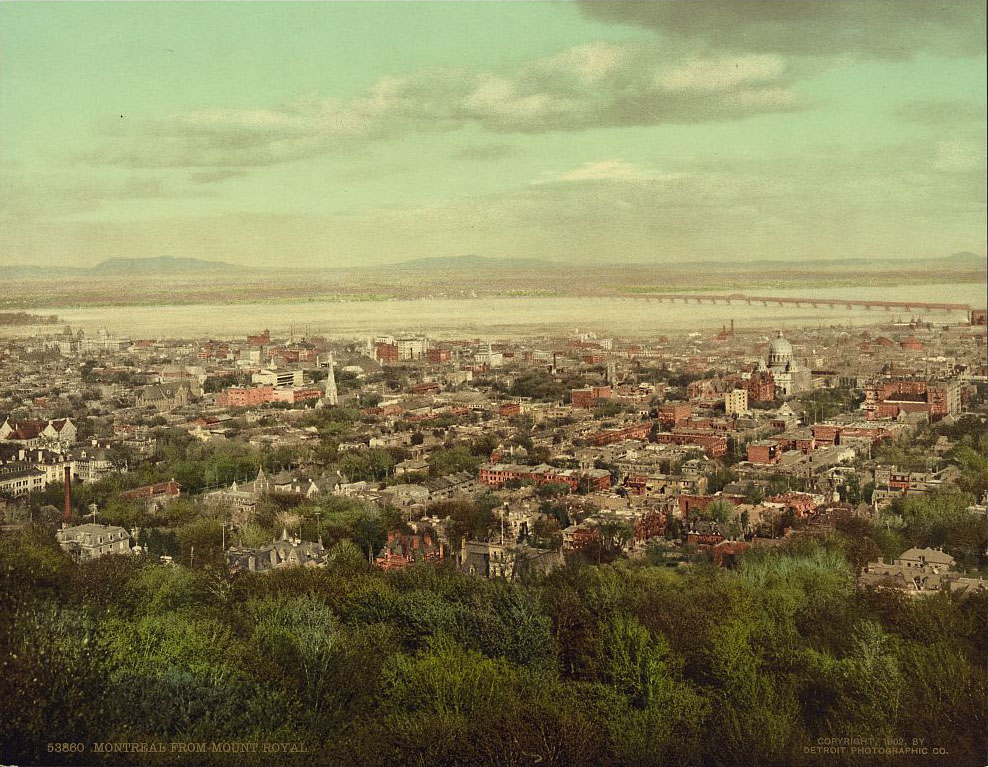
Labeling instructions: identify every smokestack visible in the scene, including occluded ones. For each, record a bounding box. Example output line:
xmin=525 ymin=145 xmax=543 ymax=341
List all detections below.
xmin=63 ymin=466 xmax=72 ymax=525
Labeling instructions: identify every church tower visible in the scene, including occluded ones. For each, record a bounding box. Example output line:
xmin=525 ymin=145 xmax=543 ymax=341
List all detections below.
xmin=324 ymin=353 xmax=339 ymax=406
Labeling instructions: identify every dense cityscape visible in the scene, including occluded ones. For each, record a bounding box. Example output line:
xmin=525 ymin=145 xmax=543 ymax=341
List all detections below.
xmin=3 ymin=0 xmax=986 ymax=764
xmin=2 ymin=308 xmax=986 ymax=764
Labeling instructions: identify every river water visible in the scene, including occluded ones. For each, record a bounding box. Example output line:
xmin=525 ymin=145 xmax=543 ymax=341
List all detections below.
xmin=5 ymin=282 xmax=984 ymax=340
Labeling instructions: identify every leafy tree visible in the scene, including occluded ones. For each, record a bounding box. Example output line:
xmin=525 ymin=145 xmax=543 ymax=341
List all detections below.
xmin=428 ymin=445 xmax=480 ymax=477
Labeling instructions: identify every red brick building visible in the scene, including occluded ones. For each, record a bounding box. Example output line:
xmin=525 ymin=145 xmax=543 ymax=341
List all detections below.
xmin=767 ymin=493 xmax=818 ymax=517
xmin=587 ymin=421 xmax=652 ymax=446
xmin=217 ymin=385 xmax=274 ymax=407
xmin=657 ymin=403 xmax=691 ymax=428
xmin=812 ymin=423 xmax=892 ymax=446
xmin=375 ymin=343 xmax=399 ymax=364
xmin=426 ymin=348 xmax=452 ymax=363
xmin=120 ymin=480 xmax=181 ymax=512
xmin=864 ymin=379 xmax=959 ymax=422
xmin=570 ymin=385 xmax=612 ymax=409
xmin=747 ymin=440 xmax=782 ymax=465
xmin=478 ymin=463 xmax=611 ymax=492
xmin=498 ymin=403 xmax=523 ymax=417
xmin=655 ymin=431 xmax=728 ymax=458
xmin=634 ymin=510 xmax=667 ymax=542
xmin=746 ymin=371 xmax=775 ymax=402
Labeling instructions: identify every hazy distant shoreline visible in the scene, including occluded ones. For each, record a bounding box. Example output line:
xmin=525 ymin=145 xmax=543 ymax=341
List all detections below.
xmin=1 ymin=271 xmax=983 ymax=312
xmin=3 ymin=282 xmax=980 ymax=341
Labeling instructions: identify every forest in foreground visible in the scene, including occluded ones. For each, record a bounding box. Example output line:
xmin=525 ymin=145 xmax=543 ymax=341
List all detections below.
xmin=1 ymin=526 xmax=985 ymax=767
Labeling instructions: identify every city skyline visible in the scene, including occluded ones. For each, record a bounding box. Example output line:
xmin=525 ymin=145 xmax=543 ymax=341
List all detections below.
xmin=1 ymin=0 xmax=986 ymax=269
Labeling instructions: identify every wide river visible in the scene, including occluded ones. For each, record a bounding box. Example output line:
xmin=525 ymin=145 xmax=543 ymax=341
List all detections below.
xmin=7 ymin=282 xmax=984 ymax=340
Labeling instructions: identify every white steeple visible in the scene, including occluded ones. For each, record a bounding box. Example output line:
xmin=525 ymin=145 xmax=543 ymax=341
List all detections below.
xmin=325 ymin=352 xmax=339 ymax=406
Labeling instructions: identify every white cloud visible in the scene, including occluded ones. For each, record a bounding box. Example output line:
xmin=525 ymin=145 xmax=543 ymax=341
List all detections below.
xmin=657 ymin=55 xmax=787 ymax=94
xmin=532 ymin=160 xmax=681 ymax=185
xmin=83 ymin=42 xmax=799 ymax=169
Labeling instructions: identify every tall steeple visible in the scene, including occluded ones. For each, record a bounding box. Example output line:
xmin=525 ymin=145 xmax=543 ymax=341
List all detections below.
xmin=325 ymin=352 xmax=339 ymax=406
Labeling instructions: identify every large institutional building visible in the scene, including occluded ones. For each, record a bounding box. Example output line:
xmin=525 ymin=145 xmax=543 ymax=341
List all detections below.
xmin=759 ymin=332 xmax=810 ymax=396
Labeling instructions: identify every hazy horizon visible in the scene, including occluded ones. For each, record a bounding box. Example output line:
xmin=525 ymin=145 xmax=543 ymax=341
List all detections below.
xmin=2 ymin=1 xmax=986 ymax=270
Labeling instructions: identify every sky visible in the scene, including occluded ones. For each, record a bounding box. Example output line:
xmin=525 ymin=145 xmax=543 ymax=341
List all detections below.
xmin=1 ymin=0 xmax=985 ymax=269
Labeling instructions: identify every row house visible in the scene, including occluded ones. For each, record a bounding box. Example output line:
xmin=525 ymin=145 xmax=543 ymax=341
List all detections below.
xmin=587 ymin=421 xmax=653 ymax=446
xmin=654 ymin=430 xmax=728 ymax=458
xmin=478 ymin=462 xmax=611 ymax=492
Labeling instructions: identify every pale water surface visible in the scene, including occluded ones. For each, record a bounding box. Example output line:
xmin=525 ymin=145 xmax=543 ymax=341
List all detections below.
xmin=6 ymin=283 xmax=984 ymax=340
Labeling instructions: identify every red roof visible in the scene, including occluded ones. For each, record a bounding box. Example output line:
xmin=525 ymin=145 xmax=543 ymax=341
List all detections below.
xmin=120 ymin=480 xmax=181 ymax=501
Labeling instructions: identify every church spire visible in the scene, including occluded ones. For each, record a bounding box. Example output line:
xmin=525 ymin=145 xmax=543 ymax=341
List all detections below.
xmin=324 ymin=352 xmax=339 ymax=406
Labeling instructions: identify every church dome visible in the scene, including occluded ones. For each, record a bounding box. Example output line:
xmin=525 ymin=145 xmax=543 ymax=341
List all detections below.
xmin=768 ymin=331 xmax=793 ymax=368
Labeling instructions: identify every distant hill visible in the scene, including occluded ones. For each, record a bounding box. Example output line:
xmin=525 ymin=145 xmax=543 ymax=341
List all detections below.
xmin=89 ymin=257 xmax=247 ymax=275
xmin=943 ymin=251 xmax=986 ymax=268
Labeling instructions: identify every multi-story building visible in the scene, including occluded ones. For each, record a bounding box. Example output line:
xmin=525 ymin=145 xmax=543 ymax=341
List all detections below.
xmin=863 ymin=379 xmax=960 ymax=422
xmin=0 ymin=418 xmax=77 ymax=447
xmin=571 ymin=386 xmax=611 ymax=409
xmin=745 ymin=371 xmax=776 ymax=402
xmin=375 ymin=342 xmax=399 ymax=364
xmin=587 ymin=422 xmax=652 ymax=446
xmin=397 ymin=336 xmax=429 ymax=361
xmin=56 ymin=524 xmax=132 ymax=560
xmin=217 ymin=385 xmax=274 ymax=408
xmin=657 ymin=403 xmax=691 ymax=428
xmin=0 ymin=463 xmax=47 ymax=496
xmin=747 ymin=440 xmax=782 ymax=465
xmin=252 ymin=369 xmax=303 ymax=388
xmin=654 ymin=430 xmax=728 ymax=458
xmin=725 ymin=388 xmax=749 ymax=416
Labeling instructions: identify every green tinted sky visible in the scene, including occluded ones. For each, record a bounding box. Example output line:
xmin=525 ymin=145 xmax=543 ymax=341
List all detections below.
xmin=1 ymin=1 xmax=985 ymax=268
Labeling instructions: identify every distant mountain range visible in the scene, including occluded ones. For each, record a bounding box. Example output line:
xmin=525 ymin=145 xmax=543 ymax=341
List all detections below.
xmin=0 ymin=251 xmax=983 ymax=279
xmin=0 ymin=256 xmax=246 ymax=278
xmin=90 ymin=257 xmax=248 ymax=275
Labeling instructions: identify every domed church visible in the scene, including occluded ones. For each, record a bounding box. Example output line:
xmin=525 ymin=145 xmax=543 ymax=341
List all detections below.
xmin=760 ymin=331 xmax=811 ymax=396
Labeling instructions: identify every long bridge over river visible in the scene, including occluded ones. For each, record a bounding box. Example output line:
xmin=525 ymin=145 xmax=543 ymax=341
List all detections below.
xmin=630 ymin=292 xmax=972 ymax=313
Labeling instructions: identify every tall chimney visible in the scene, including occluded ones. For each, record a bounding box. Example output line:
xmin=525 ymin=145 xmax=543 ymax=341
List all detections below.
xmin=63 ymin=466 xmax=72 ymax=525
